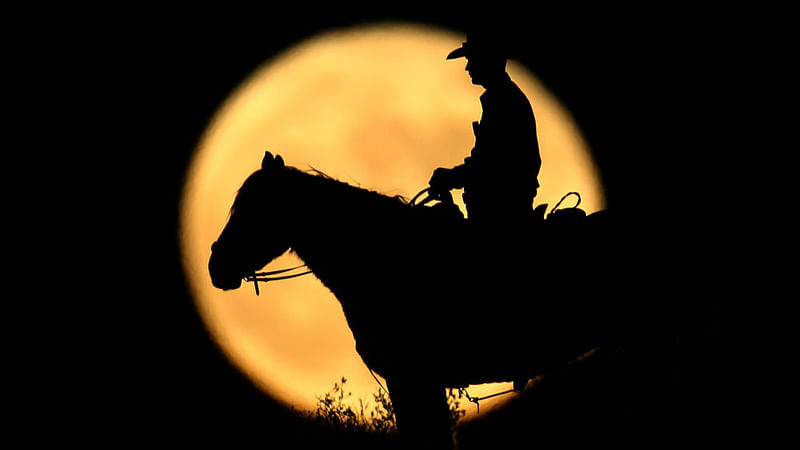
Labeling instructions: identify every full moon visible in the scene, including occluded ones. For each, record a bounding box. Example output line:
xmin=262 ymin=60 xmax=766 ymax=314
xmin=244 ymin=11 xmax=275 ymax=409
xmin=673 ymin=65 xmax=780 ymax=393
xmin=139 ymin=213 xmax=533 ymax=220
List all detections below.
xmin=180 ymin=23 xmax=604 ymax=418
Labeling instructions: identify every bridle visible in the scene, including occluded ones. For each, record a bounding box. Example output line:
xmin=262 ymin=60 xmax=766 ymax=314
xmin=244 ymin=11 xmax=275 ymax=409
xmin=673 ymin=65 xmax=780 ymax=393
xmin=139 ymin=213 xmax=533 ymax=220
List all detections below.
xmin=244 ymin=264 xmax=312 ymax=296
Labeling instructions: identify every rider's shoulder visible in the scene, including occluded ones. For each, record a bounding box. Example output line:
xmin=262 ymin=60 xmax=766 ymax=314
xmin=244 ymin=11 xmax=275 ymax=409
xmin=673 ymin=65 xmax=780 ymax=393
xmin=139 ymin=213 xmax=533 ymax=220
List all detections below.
xmin=484 ymin=75 xmax=530 ymax=106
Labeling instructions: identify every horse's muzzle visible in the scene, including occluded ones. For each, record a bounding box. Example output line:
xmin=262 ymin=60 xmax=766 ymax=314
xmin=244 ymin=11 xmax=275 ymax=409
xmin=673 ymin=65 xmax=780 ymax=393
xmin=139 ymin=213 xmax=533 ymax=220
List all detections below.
xmin=208 ymin=247 xmax=243 ymax=290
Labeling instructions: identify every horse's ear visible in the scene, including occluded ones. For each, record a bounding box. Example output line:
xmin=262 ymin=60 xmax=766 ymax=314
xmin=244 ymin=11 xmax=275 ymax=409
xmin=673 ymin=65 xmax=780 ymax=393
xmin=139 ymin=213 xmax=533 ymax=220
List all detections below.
xmin=262 ymin=151 xmax=274 ymax=170
xmin=275 ymin=154 xmax=284 ymax=168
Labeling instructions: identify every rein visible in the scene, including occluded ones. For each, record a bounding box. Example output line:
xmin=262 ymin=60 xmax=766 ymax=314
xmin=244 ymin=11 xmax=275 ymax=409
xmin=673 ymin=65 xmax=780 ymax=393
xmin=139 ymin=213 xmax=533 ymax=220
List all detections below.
xmin=409 ymin=187 xmax=436 ymax=207
xmin=244 ymin=264 xmax=312 ymax=296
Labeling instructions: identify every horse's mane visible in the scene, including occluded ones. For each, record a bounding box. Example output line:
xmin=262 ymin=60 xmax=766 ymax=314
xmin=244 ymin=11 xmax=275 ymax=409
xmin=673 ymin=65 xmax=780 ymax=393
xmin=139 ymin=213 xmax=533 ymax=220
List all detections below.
xmin=230 ymin=165 xmax=410 ymax=217
xmin=305 ymin=166 xmax=410 ymax=205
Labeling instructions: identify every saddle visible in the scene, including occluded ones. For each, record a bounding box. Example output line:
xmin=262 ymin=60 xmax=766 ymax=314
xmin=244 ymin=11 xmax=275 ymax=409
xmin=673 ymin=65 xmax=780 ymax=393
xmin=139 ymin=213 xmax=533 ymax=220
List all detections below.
xmin=543 ymin=192 xmax=586 ymax=226
xmin=417 ymin=190 xmax=589 ymax=231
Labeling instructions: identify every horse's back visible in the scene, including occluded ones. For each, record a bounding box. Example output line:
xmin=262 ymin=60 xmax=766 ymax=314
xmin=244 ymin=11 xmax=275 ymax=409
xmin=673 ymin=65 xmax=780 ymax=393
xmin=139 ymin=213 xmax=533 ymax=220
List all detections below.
xmin=355 ymin=205 xmax=639 ymax=385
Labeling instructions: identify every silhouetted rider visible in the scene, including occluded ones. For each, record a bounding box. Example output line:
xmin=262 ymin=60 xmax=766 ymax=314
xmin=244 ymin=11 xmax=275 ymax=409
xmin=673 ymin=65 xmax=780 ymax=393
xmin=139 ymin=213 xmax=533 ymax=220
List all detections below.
xmin=429 ymin=33 xmax=541 ymax=225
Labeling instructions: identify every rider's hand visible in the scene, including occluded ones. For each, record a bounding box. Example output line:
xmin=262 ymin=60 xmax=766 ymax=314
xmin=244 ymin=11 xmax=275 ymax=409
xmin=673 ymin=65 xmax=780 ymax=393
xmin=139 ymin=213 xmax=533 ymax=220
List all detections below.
xmin=429 ymin=167 xmax=453 ymax=193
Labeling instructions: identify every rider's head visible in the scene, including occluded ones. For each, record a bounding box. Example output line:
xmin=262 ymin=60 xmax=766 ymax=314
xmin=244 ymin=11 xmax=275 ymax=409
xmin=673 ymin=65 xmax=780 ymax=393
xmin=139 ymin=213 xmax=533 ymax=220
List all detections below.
xmin=447 ymin=32 xmax=507 ymax=87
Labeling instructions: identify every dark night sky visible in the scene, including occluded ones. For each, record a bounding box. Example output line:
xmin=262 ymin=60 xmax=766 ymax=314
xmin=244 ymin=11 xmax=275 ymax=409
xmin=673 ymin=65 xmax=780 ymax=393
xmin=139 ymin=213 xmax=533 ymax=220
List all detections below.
xmin=29 ymin=6 xmax=739 ymax=446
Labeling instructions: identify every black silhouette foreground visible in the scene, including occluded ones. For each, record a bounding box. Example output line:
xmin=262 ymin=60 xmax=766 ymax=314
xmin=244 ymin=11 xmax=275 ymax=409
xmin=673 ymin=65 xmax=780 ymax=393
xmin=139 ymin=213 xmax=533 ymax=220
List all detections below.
xmin=209 ymin=152 xmax=658 ymax=448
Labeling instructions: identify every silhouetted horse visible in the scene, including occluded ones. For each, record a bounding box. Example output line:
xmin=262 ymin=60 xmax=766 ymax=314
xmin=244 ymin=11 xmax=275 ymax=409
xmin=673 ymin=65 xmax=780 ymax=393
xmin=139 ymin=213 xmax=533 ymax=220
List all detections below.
xmin=209 ymin=152 xmax=646 ymax=447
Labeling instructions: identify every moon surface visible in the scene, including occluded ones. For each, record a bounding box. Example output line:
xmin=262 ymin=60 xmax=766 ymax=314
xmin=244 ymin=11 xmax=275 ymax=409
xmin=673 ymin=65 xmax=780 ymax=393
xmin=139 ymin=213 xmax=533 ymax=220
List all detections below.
xmin=180 ymin=23 xmax=604 ymax=418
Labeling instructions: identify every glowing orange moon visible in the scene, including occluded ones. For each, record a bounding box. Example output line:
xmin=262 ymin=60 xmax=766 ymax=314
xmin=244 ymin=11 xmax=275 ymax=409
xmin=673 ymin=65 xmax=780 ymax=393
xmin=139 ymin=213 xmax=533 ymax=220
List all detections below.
xmin=180 ymin=23 xmax=604 ymax=418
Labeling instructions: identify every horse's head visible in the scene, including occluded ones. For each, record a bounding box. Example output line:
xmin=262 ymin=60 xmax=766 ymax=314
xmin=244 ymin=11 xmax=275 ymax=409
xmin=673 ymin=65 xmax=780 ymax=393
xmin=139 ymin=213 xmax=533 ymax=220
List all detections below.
xmin=209 ymin=151 xmax=293 ymax=290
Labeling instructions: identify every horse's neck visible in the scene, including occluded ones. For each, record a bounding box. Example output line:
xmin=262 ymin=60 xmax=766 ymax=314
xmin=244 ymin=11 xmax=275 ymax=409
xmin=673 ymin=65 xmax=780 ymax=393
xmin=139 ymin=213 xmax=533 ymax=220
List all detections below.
xmin=286 ymin=173 xmax=401 ymax=294
xmin=287 ymin=174 xmax=356 ymax=260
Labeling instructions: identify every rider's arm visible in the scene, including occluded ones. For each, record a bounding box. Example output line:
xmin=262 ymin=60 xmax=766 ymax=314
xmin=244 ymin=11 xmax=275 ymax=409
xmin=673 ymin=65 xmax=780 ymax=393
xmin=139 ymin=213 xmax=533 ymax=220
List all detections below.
xmin=429 ymin=159 xmax=468 ymax=193
xmin=429 ymin=120 xmax=479 ymax=192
